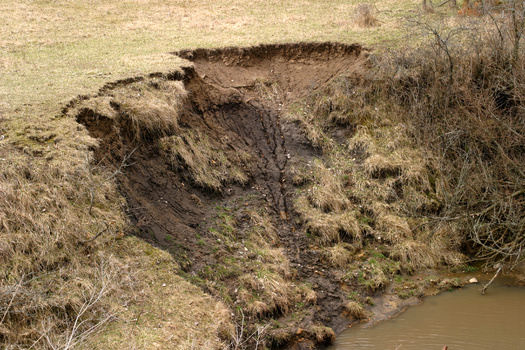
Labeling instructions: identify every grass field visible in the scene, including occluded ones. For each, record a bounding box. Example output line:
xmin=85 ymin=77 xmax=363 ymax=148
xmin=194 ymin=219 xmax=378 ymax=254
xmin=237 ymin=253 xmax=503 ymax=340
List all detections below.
xmin=1 ymin=0 xmax=488 ymax=348
xmin=0 ymin=0 xmax=427 ymax=121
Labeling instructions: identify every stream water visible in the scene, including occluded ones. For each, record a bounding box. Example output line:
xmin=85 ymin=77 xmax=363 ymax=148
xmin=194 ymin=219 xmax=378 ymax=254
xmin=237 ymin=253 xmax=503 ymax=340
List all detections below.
xmin=327 ymin=280 xmax=525 ymax=350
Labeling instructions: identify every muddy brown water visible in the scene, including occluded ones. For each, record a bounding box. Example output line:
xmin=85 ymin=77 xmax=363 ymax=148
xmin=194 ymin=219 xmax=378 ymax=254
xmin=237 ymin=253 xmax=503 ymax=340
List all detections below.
xmin=327 ymin=280 xmax=525 ymax=350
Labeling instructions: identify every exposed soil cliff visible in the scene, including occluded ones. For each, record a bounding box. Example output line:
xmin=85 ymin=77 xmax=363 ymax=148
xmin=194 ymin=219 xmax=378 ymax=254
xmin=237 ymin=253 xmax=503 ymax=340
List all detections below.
xmin=68 ymin=42 xmax=467 ymax=349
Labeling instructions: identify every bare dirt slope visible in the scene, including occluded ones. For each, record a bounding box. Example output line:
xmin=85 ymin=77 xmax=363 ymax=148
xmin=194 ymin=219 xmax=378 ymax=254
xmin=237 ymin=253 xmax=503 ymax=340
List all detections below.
xmin=174 ymin=42 xmax=366 ymax=225
xmin=70 ymin=42 xmax=386 ymax=349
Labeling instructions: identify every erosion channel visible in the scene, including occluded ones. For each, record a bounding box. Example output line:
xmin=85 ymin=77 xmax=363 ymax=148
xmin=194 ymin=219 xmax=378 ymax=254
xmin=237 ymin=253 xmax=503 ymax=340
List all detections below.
xmin=68 ymin=42 xmax=466 ymax=349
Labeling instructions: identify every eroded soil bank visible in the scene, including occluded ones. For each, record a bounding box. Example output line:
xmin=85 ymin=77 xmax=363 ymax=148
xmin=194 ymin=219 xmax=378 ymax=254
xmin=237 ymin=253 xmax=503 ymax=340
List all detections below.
xmin=66 ymin=42 xmax=470 ymax=349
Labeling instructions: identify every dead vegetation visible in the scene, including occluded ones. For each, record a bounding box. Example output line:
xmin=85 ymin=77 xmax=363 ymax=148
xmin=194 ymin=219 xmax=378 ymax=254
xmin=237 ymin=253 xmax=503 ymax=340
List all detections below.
xmin=344 ymin=301 xmax=366 ymax=319
xmin=325 ymin=243 xmax=357 ymax=268
xmin=355 ymin=4 xmax=380 ymax=28
xmin=307 ymin=324 xmax=336 ymax=344
xmin=0 ymin=127 xmax=123 ymax=347
xmin=188 ymin=204 xmax=315 ymax=348
xmin=287 ymin=79 xmax=463 ymax=272
xmin=0 ymin=132 xmax=231 ymax=348
xmin=3 ymin=1 xmax=525 ymax=348
xmin=0 ymin=69 xmax=234 ymax=348
xmin=69 ymin=77 xmax=187 ymax=142
xmin=115 ymin=80 xmax=186 ymax=141
xmin=289 ymin=2 xmax=525 ymax=282
xmin=215 ymin=208 xmax=303 ymax=316
xmin=380 ymin=5 xmax=525 ymax=272
xmin=161 ymin=129 xmax=250 ymax=192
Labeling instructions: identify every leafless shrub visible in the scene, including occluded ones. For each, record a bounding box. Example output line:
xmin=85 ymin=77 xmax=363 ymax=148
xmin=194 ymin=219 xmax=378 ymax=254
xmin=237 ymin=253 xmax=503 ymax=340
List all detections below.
xmin=85 ymin=145 xmax=140 ymax=216
xmin=379 ymin=7 xmax=525 ymax=272
xmin=229 ymin=309 xmax=271 ymax=350
xmin=421 ymin=0 xmax=435 ymax=13
xmin=40 ymin=257 xmax=116 ymax=350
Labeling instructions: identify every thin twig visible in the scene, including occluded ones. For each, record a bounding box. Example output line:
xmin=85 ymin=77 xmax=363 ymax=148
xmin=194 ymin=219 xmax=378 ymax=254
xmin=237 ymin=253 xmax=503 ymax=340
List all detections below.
xmin=63 ymin=259 xmax=113 ymax=349
xmin=436 ymin=0 xmax=453 ymax=7
xmin=0 ymin=274 xmax=24 ymax=326
xmin=80 ymin=223 xmax=109 ymax=243
xmin=480 ymin=264 xmax=503 ymax=295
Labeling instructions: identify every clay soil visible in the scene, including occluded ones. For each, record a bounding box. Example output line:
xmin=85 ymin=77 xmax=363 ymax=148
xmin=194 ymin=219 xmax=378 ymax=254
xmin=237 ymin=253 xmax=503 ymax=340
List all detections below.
xmin=73 ymin=42 xmax=419 ymax=349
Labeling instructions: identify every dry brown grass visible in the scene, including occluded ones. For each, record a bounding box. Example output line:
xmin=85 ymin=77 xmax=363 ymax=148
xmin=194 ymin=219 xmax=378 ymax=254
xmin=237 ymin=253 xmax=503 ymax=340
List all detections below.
xmin=299 ymin=283 xmax=318 ymax=305
xmin=374 ymin=10 xmax=525 ymax=268
xmin=83 ymin=238 xmax=233 ymax=350
xmin=114 ymin=79 xmax=186 ymax=140
xmin=4 ymin=0 xmax=516 ymax=346
xmin=307 ymin=324 xmax=336 ymax=344
xmin=285 ymin=106 xmax=333 ymax=150
xmin=355 ymin=4 xmax=380 ymax=27
xmin=246 ymin=231 xmax=295 ymax=283
xmin=238 ymin=271 xmax=300 ymax=317
xmin=0 ymin=125 xmax=121 ymax=346
xmin=325 ymin=243 xmax=356 ymax=268
xmin=363 ymin=154 xmax=401 ymax=179
xmin=307 ymin=160 xmax=351 ymax=213
xmin=292 ymin=157 xmax=363 ymax=245
xmin=295 ymin=195 xmax=361 ymax=245
xmin=287 ymin=46 xmax=472 ymax=275
xmin=376 ymin=214 xmax=413 ymax=243
xmin=0 ymin=136 xmax=231 ymax=348
xmin=161 ymin=129 xmax=249 ymax=191
xmin=69 ymin=77 xmax=187 ymax=141
xmin=344 ymin=301 xmax=366 ymax=319
xmin=391 ymin=240 xmax=437 ymax=270
xmin=0 ymin=80 xmax=231 ymax=348
xmin=234 ymin=210 xmax=303 ymax=318
xmin=71 ymin=74 xmax=250 ymax=192
xmin=192 ymin=206 xmax=304 ymax=332
xmin=285 ymin=75 xmax=375 ymax=151
xmin=246 ymin=210 xmax=280 ymax=246
xmin=290 ymin=94 xmax=440 ymax=260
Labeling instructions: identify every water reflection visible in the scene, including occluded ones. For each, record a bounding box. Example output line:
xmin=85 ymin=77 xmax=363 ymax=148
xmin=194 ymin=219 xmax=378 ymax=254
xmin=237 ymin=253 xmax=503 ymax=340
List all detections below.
xmin=328 ymin=281 xmax=525 ymax=350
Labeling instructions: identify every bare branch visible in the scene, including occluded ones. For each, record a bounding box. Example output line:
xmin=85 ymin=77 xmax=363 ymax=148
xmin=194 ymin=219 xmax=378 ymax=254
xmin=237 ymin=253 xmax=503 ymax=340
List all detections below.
xmin=480 ymin=263 xmax=503 ymax=295
xmin=0 ymin=274 xmax=24 ymax=326
xmin=80 ymin=223 xmax=109 ymax=243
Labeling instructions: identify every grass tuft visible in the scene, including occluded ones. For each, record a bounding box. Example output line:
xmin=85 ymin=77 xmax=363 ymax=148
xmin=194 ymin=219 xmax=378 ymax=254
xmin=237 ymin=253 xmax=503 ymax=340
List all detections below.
xmin=325 ymin=243 xmax=356 ymax=268
xmin=308 ymin=324 xmax=336 ymax=344
xmin=344 ymin=301 xmax=366 ymax=319
xmin=116 ymin=79 xmax=186 ymax=140
xmin=238 ymin=270 xmax=300 ymax=317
